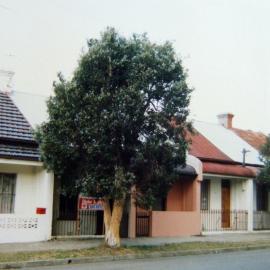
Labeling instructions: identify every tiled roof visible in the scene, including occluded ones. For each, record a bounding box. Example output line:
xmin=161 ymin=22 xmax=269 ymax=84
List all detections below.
xmin=0 ymin=144 xmax=40 ymax=160
xmin=188 ymin=131 xmax=232 ymax=162
xmin=0 ymin=92 xmax=40 ymax=161
xmin=203 ymin=162 xmax=258 ymax=178
xmin=0 ymin=92 xmax=35 ymax=142
xmin=193 ymin=121 xmax=263 ymax=165
xmin=188 ymin=128 xmax=261 ymax=178
xmin=231 ymin=128 xmax=267 ymax=151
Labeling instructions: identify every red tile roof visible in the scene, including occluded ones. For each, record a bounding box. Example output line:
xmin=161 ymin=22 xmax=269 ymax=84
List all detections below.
xmin=188 ymin=130 xmax=260 ymax=177
xmin=203 ymin=162 xmax=258 ymax=178
xmin=188 ymin=131 xmax=232 ymax=162
xmin=231 ymin=128 xmax=267 ymax=151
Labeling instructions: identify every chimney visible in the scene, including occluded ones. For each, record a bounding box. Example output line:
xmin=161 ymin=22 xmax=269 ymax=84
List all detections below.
xmin=0 ymin=70 xmax=15 ymax=94
xmin=217 ymin=113 xmax=234 ymax=129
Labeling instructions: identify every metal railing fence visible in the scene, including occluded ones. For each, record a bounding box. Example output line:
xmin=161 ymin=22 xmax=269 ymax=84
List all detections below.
xmin=201 ymin=209 xmax=248 ymax=232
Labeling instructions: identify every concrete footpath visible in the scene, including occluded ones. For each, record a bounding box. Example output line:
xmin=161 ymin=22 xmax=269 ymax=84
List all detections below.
xmin=1 ymin=232 xmax=270 ymax=253
xmin=1 ymin=232 xmax=270 ymax=269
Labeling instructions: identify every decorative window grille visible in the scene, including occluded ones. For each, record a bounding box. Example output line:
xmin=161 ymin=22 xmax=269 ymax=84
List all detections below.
xmin=201 ymin=179 xmax=210 ymax=210
xmin=0 ymin=174 xmax=16 ymax=213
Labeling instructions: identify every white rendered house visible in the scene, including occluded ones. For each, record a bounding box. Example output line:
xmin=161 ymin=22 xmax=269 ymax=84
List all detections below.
xmin=0 ymin=92 xmax=54 ymax=243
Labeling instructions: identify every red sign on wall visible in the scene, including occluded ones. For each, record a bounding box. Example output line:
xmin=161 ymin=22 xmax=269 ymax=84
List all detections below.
xmin=36 ymin=207 xmax=46 ymax=215
xmin=78 ymin=197 xmax=103 ymax=211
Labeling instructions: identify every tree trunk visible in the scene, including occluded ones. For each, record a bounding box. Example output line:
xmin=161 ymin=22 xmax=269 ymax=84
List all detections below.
xmin=105 ymin=198 xmax=125 ymax=247
xmin=103 ymin=198 xmax=111 ymax=236
xmin=103 ymin=166 xmax=126 ymax=247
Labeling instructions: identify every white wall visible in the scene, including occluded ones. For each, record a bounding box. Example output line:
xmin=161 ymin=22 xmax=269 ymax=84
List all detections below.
xmin=246 ymin=179 xmax=254 ymax=231
xmin=203 ymin=175 xmax=254 ymax=231
xmin=0 ymin=162 xmax=54 ymax=243
xmin=209 ymin=178 xmax=221 ymax=209
xmin=207 ymin=175 xmax=250 ymax=211
xmin=231 ymin=180 xmax=247 ymax=210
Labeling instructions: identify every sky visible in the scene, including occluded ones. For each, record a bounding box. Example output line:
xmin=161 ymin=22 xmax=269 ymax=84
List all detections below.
xmin=0 ymin=0 xmax=269 ymax=133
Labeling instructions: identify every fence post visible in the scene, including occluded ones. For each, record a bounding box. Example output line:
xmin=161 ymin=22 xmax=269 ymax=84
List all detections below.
xmin=246 ymin=179 xmax=254 ymax=231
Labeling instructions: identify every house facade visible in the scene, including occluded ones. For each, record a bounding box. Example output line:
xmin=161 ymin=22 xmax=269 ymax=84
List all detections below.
xmin=131 ymin=154 xmax=203 ymax=238
xmin=0 ymin=92 xmax=54 ymax=243
xmin=190 ymin=113 xmax=268 ymax=233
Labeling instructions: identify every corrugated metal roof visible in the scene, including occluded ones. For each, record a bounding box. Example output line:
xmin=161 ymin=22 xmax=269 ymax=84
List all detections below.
xmin=194 ymin=121 xmax=263 ymax=166
xmin=188 ymin=131 xmax=232 ymax=162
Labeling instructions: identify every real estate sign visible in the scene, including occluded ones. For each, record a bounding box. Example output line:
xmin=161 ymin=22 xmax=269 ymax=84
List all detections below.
xmin=78 ymin=197 xmax=103 ymax=211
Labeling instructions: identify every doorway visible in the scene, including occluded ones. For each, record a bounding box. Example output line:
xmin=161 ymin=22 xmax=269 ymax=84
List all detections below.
xmin=221 ymin=180 xmax=231 ymax=228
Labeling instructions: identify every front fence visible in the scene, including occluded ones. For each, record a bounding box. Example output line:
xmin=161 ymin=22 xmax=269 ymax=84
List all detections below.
xmin=253 ymin=211 xmax=270 ymax=230
xmin=201 ymin=210 xmax=248 ymax=232
xmin=136 ymin=212 xmax=150 ymax=237
xmin=53 ymin=210 xmax=103 ymax=236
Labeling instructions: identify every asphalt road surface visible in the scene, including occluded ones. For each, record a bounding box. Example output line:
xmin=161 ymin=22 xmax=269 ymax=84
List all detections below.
xmin=25 ymin=249 xmax=270 ymax=270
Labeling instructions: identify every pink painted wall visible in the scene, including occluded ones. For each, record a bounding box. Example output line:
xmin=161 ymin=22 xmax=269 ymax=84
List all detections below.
xmin=166 ymin=178 xmax=195 ymax=211
xmin=150 ymin=211 xmax=201 ymax=237
xmin=150 ymin=176 xmax=202 ymax=237
xmin=130 ymin=175 xmax=202 ymax=238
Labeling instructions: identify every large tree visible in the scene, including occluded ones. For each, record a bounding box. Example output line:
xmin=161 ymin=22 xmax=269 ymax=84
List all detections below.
xmin=257 ymin=135 xmax=270 ymax=182
xmin=36 ymin=28 xmax=192 ymax=247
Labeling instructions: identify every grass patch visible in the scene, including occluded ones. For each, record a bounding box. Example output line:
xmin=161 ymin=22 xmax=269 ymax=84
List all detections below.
xmin=1 ymin=241 xmax=270 ymax=263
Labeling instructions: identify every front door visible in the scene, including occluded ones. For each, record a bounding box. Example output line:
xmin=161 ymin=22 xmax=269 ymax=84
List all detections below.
xmin=221 ymin=180 xmax=230 ymax=228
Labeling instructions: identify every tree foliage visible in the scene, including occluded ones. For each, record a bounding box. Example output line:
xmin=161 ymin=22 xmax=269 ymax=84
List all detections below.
xmin=36 ymin=27 xmax=192 ymax=208
xmin=257 ymin=135 xmax=270 ymax=183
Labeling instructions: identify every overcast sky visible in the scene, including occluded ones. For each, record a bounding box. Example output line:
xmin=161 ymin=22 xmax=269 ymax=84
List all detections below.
xmin=1 ymin=0 xmax=269 ymax=133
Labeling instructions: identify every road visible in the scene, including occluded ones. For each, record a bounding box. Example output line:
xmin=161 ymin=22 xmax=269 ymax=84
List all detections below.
xmin=24 ymin=249 xmax=270 ymax=270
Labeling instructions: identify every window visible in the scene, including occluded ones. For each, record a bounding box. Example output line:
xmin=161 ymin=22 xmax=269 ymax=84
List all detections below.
xmin=0 ymin=174 xmax=16 ymax=213
xmin=59 ymin=194 xmax=78 ymax=220
xmin=256 ymin=183 xmax=268 ymax=211
xmin=152 ymin=197 xmax=166 ymax=211
xmin=201 ymin=179 xmax=210 ymax=210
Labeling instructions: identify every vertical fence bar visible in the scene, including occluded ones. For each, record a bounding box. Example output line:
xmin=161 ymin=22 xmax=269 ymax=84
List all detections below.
xmin=201 ymin=209 xmax=248 ymax=232
xmin=136 ymin=212 xmax=150 ymax=237
xmin=253 ymin=211 xmax=270 ymax=230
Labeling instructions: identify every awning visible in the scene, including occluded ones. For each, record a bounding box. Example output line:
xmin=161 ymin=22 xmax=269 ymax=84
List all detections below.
xmin=174 ymin=165 xmax=197 ymax=176
xmin=203 ymin=162 xmax=258 ymax=178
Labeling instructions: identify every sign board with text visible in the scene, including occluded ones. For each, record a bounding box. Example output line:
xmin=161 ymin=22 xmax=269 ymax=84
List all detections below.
xmin=78 ymin=197 xmax=103 ymax=211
